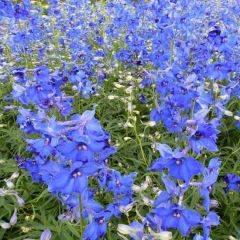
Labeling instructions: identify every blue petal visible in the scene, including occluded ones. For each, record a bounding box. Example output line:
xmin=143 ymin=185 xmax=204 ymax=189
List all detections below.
xmin=163 ymin=215 xmax=178 ymax=229
xmin=201 ymin=138 xmax=218 ymax=152
xmin=155 ymin=143 xmax=173 ymax=158
xmin=73 ymin=176 xmax=88 ymax=193
xmin=182 ymin=209 xmax=201 ymax=225
xmin=153 ymin=191 xmax=171 ymax=207
xmin=179 ymin=217 xmax=191 ymax=236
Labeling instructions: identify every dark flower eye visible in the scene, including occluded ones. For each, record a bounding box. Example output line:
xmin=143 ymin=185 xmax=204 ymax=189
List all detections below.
xmin=194 ymin=131 xmax=203 ymax=140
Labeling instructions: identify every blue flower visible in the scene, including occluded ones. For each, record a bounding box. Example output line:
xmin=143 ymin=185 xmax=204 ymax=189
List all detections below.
xmin=189 ymin=121 xmax=219 ymax=154
xmin=153 ymin=204 xmax=201 ymax=236
xmin=83 ymin=210 xmax=112 ymax=240
xmin=202 ymin=211 xmax=220 ymax=239
xmin=199 ymin=158 xmax=221 ymax=211
xmin=48 ymin=162 xmax=99 ymax=194
xmin=149 ymin=143 xmax=203 ymax=182
xmin=224 ymin=174 xmax=240 ymax=192
xmin=153 ymin=176 xmax=181 ymax=207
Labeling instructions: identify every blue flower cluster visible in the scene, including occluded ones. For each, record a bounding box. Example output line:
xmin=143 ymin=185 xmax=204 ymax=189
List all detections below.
xmin=1 ymin=0 xmax=239 ymax=239
xmin=16 ymin=105 xmax=136 ymax=239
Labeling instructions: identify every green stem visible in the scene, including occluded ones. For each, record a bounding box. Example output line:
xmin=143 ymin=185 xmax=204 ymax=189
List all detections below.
xmin=133 ymin=124 xmax=148 ymax=167
xmin=78 ymin=195 xmax=84 ymax=237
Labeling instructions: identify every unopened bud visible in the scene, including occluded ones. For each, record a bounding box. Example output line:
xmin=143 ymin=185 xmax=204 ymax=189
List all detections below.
xmin=186 ymin=119 xmax=196 ymax=127
xmin=10 ymin=209 xmax=17 ymax=225
xmin=6 ymin=181 xmax=14 ymax=188
xmin=234 ymin=115 xmax=240 ymax=121
xmin=210 ymin=199 xmax=218 ymax=208
xmin=0 ymin=222 xmax=11 ymax=229
xmin=15 ymin=195 xmax=25 ymax=206
xmin=132 ymin=185 xmax=141 ymax=193
xmin=145 ymin=121 xmax=156 ymax=127
xmin=108 ymin=95 xmax=117 ymax=100
xmin=145 ymin=176 xmax=152 ymax=185
xmin=126 ymin=75 xmax=133 ymax=81
xmin=223 ymin=110 xmax=233 ymax=117
xmin=10 ymin=172 xmax=19 ymax=179
xmin=114 ymin=83 xmax=124 ymax=88
xmin=219 ymin=94 xmax=229 ymax=100
xmin=141 ymin=194 xmax=153 ymax=206
xmin=117 ymin=224 xmax=134 ymax=235
xmin=119 ymin=202 xmax=135 ymax=214
xmin=40 ymin=229 xmax=52 ymax=240
xmin=213 ymin=83 xmax=220 ymax=93
xmin=148 ymin=228 xmax=172 ymax=240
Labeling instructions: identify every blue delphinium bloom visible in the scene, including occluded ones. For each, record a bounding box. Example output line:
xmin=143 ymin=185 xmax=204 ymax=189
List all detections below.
xmin=224 ymin=174 xmax=240 ymax=192
xmin=149 ymin=143 xmax=203 ymax=182
xmin=188 ymin=120 xmax=220 ymax=154
xmin=202 ymin=211 xmax=220 ymax=239
xmin=83 ymin=210 xmax=112 ymax=240
xmin=193 ymin=212 xmax=220 ymax=240
xmin=128 ymin=222 xmax=145 ymax=240
xmin=153 ymin=204 xmax=201 ymax=236
xmin=153 ymin=176 xmax=181 ymax=207
xmin=99 ymin=170 xmax=137 ymax=217
xmin=48 ymin=162 xmax=99 ymax=194
xmin=199 ymin=158 xmax=221 ymax=211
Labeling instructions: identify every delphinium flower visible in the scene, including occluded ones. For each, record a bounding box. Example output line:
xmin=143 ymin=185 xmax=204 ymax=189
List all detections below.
xmin=187 ymin=110 xmax=220 ymax=154
xmin=149 ymin=143 xmax=203 ymax=183
xmin=224 ymin=174 xmax=240 ymax=192
xmin=152 ymin=204 xmax=201 ymax=236
xmin=193 ymin=212 xmax=220 ymax=240
xmin=198 ymin=158 xmax=221 ymax=212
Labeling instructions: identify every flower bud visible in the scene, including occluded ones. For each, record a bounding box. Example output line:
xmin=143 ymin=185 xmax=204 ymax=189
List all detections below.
xmin=10 ymin=171 xmax=19 ymax=179
xmin=15 ymin=194 xmax=25 ymax=206
xmin=228 ymin=236 xmax=237 ymax=240
xmin=145 ymin=176 xmax=152 ymax=185
xmin=141 ymin=194 xmax=153 ymax=206
xmin=0 ymin=222 xmax=11 ymax=229
xmin=148 ymin=228 xmax=172 ymax=239
xmin=223 ymin=110 xmax=233 ymax=117
xmin=210 ymin=199 xmax=218 ymax=208
xmin=108 ymin=95 xmax=117 ymax=100
xmin=234 ymin=115 xmax=240 ymax=121
xmin=132 ymin=184 xmax=141 ymax=193
xmin=40 ymin=229 xmax=52 ymax=240
xmin=114 ymin=83 xmax=124 ymax=88
xmin=10 ymin=209 xmax=17 ymax=225
xmin=219 ymin=94 xmax=229 ymax=100
xmin=145 ymin=121 xmax=156 ymax=127
xmin=6 ymin=180 xmax=14 ymax=188
xmin=186 ymin=119 xmax=196 ymax=127
xmin=117 ymin=224 xmax=133 ymax=235
xmin=119 ymin=202 xmax=135 ymax=214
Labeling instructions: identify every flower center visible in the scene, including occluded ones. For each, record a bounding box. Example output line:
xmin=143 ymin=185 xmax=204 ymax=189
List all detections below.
xmin=72 ymin=171 xmax=82 ymax=178
xmin=194 ymin=131 xmax=203 ymax=140
xmin=77 ymin=143 xmax=87 ymax=151
xmin=175 ymin=159 xmax=182 ymax=165
xmin=173 ymin=211 xmax=181 ymax=218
